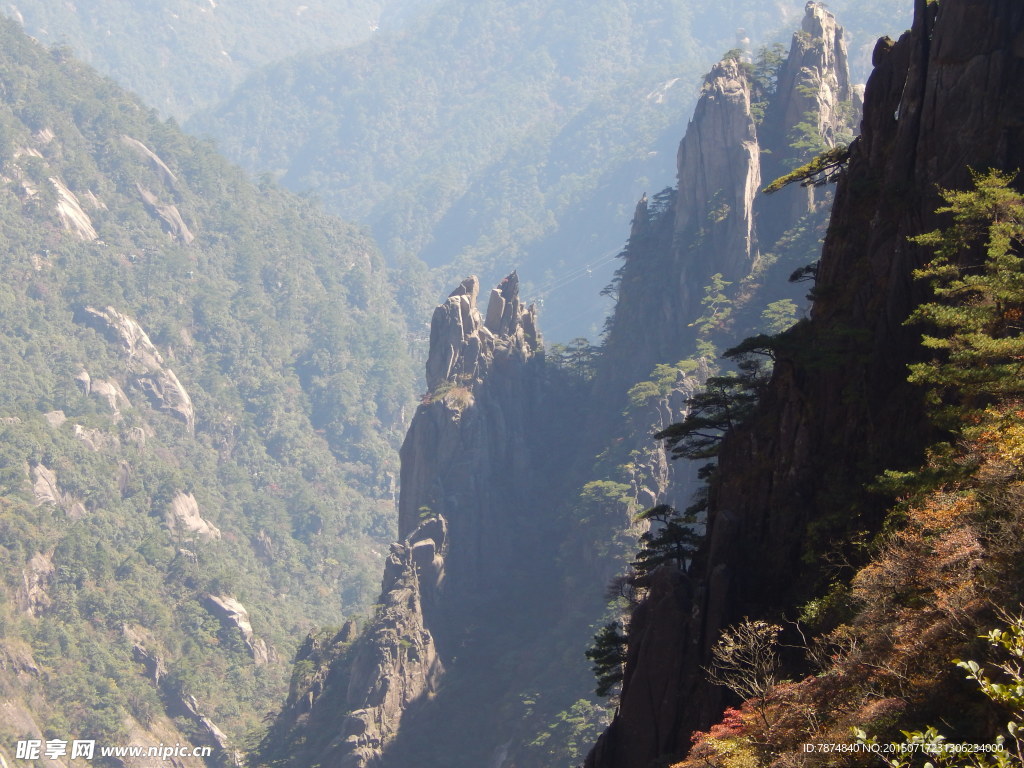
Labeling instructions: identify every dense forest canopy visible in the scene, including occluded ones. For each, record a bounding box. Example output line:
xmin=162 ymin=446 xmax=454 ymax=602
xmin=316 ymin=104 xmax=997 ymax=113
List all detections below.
xmin=0 ymin=16 xmax=415 ymax=754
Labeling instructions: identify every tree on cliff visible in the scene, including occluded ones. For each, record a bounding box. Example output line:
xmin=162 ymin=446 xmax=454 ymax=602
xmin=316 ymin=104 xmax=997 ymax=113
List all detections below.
xmin=906 ymin=168 xmax=1024 ymax=423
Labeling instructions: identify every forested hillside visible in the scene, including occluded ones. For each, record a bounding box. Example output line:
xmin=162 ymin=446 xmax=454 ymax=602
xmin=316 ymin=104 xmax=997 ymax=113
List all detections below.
xmin=5 ymin=0 xmax=438 ymax=119
xmin=0 ymin=17 xmax=415 ymax=763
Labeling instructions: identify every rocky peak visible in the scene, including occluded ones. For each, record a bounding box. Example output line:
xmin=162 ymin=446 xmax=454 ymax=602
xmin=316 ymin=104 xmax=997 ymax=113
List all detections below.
xmin=774 ymin=2 xmax=853 ymax=150
xmin=673 ymin=56 xmax=761 ymax=283
xmin=424 ymin=272 xmax=538 ymax=392
xmin=587 ymin=1 xmax=1024 ymax=766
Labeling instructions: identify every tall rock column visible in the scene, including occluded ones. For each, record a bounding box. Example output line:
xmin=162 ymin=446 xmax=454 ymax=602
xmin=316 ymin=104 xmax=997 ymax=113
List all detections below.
xmin=256 ymin=273 xmax=557 ymax=768
xmin=673 ymin=57 xmax=762 ymax=284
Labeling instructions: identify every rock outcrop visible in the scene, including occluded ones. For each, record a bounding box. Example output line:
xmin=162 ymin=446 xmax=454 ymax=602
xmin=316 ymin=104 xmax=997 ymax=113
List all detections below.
xmin=80 ymin=305 xmax=195 ymax=430
xmin=30 ymin=463 xmax=86 ymax=518
xmin=136 ymin=184 xmax=195 ymax=244
xmin=164 ymin=492 xmax=221 ymax=541
xmin=423 ymin=273 xmax=538 ymax=392
xmin=599 ymin=2 xmax=857 ymax=400
xmin=17 ymin=552 xmax=53 ymax=616
xmin=324 ymin=518 xmax=445 ymax=768
xmin=673 ymin=57 xmax=761 ymax=283
xmin=50 ymin=176 xmax=99 ymax=241
xmin=260 ymin=274 xmax=578 ymax=768
xmin=774 ymin=1 xmax=852 ymax=150
xmin=203 ymin=594 xmax=275 ymax=666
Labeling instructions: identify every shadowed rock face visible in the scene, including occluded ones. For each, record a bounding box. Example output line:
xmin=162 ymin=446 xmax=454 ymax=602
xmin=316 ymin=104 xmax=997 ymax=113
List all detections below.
xmin=260 ymin=273 xmax=562 ymax=768
xmin=587 ymin=1 xmax=1024 ymax=766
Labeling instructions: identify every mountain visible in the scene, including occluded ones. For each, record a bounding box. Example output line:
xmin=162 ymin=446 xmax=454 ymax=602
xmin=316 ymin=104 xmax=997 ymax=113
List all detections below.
xmin=586 ymin=0 xmax=1024 ymax=766
xmin=4 ymin=0 xmax=439 ymax=119
xmin=251 ymin=5 xmax=864 ymax=766
xmin=187 ymin=0 xmax=907 ymax=341
xmin=0 ymin=17 xmax=415 ymax=763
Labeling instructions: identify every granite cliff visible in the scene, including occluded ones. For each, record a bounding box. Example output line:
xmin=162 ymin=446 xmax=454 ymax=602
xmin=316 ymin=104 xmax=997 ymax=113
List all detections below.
xmin=257 ymin=274 xmax=586 ymax=767
xmin=600 ymin=1 xmax=856 ymax=399
xmin=586 ymin=0 xmax=1024 ymax=765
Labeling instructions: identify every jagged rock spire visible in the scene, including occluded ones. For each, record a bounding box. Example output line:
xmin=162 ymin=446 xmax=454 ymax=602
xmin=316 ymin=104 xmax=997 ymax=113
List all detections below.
xmin=673 ymin=56 xmax=761 ymax=283
xmin=424 ymin=272 xmax=539 ymax=391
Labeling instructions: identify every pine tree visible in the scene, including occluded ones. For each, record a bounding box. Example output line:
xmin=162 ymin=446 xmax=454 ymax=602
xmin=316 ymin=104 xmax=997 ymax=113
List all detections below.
xmin=906 ymin=169 xmax=1024 ymax=422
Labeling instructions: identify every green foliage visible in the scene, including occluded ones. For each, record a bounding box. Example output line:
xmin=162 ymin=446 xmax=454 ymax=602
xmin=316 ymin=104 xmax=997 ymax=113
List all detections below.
xmin=586 ymin=622 xmax=628 ymax=698
xmin=654 ymin=368 xmax=764 ymax=461
xmin=763 ymin=144 xmax=851 ymax=194
xmin=760 ymin=299 xmax=799 ymax=334
xmin=0 ymin=17 xmax=415 ymax=746
xmin=905 ymin=169 xmax=1024 ymax=424
xmin=548 ymin=337 xmax=599 ymax=380
xmin=528 ymin=698 xmax=611 ymax=764
xmin=632 ymin=504 xmax=701 ymax=577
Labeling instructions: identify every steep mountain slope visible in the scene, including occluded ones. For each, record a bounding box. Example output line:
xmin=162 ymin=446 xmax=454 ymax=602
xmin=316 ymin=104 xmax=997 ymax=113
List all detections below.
xmin=253 ymin=5 xmax=862 ymax=766
xmin=586 ymin=0 xmax=1024 ymax=765
xmin=188 ymin=0 xmax=906 ymax=341
xmin=0 ymin=18 xmax=415 ymax=763
xmin=4 ymin=0 xmax=439 ymax=119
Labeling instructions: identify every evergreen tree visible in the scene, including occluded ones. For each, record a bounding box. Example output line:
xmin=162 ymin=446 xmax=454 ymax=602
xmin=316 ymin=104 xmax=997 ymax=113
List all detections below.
xmin=906 ymin=169 xmax=1024 ymax=422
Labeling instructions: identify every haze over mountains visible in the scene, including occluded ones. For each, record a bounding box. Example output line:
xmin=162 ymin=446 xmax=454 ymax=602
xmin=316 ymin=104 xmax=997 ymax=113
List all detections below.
xmin=3 ymin=3 xmax=1012 ymax=768
xmin=8 ymin=0 xmax=907 ymax=340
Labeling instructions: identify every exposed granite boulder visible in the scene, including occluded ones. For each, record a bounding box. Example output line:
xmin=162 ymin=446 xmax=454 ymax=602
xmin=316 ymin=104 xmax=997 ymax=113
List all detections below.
xmin=30 ymin=463 xmax=86 ymax=518
xmin=50 ymin=177 xmax=98 ymax=241
xmin=203 ymin=594 xmax=275 ymax=666
xmin=164 ymin=492 xmax=221 ymax=541
xmin=17 ymin=552 xmax=53 ymax=616
xmin=122 ymin=135 xmax=179 ymax=188
xmin=136 ymin=184 xmax=195 ymax=244
xmin=80 ymin=306 xmax=195 ymax=430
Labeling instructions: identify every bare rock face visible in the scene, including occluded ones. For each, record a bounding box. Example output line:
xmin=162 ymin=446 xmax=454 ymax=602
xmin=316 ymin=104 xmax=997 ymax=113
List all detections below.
xmin=164 ymin=492 xmax=221 ymax=541
xmin=264 ymin=274 xmax=560 ymax=768
xmin=17 ymin=552 xmax=53 ymax=616
xmin=400 ymin=273 xmax=541 ymax=598
xmin=203 ymin=594 xmax=275 ymax=666
xmin=121 ymin=135 xmax=179 ymax=188
xmin=424 ymin=273 xmax=538 ymax=391
xmin=89 ymin=378 xmax=131 ymax=416
xmin=775 ymin=1 xmax=852 ymax=149
xmin=81 ymin=306 xmax=195 ymax=430
xmin=673 ymin=57 xmax=761 ymax=283
xmin=49 ymin=177 xmax=98 ymax=241
xmin=600 ymin=2 xmax=856 ymax=406
xmin=136 ymin=184 xmax=195 ymax=244
xmin=328 ymin=518 xmax=446 ymax=768
xmin=30 ymin=463 xmax=86 ymax=518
